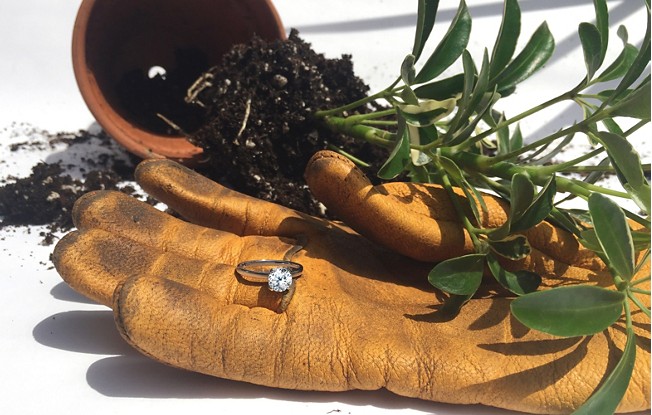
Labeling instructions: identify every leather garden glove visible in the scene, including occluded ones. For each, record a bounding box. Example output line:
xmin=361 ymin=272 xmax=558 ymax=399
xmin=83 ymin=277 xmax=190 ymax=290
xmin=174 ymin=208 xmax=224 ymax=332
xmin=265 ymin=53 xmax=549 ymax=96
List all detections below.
xmin=52 ymin=155 xmax=650 ymax=414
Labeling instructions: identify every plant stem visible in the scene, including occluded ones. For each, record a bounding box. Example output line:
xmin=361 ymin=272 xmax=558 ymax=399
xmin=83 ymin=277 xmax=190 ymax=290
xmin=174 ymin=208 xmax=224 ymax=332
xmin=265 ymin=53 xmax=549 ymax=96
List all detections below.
xmin=562 ymin=177 xmax=630 ymax=198
xmin=344 ymin=108 xmax=397 ymax=123
xmin=628 ymin=291 xmax=651 ymax=318
xmin=321 ymin=116 xmax=394 ymax=148
xmin=477 ymin=121 xmax=586 ymax=165
xmin=624 ymin=297 xmax=633 ymax=328
xmin=439 ymin=148 xmax=629 ymax=199
xmin=625 ymin=119 xmax=647 ymax=136
xmin=631 ymin=276 xmax=651 ymax=286
xmin=452 ymin=90 xmax=575 ymax=153
xmin=361 ymin=120 xmax=398 ymax=126
xmin=314 ymin=78 xmax=402 ymax=118
xmin=537 ymin=148 xmax=605 ymax=175
xmin=438 ymin=167 xmax=482 ymax=249
xmin=326 ymin=144 xmax=371 ymax=167
xmin=314 ymin=89 xmax=390 ymax=118
xmin=629 ymin=287 xmax=651 ymax=295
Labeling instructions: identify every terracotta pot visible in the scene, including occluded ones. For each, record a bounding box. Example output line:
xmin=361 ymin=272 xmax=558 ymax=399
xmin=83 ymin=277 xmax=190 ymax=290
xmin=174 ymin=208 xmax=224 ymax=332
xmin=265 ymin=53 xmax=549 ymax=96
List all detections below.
xmin=72 ymin=0 xmax=285 ymax=163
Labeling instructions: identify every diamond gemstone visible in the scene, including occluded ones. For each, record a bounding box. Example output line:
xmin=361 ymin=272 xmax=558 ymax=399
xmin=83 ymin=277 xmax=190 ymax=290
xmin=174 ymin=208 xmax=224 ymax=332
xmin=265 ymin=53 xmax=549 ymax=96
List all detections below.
xmin=267 ymin=267 xmax=293 ymax=292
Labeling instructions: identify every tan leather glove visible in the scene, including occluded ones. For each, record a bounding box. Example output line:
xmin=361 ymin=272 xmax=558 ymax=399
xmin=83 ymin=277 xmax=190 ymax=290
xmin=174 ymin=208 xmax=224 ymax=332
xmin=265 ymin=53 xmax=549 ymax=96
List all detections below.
xmin=52 ymin=154 xmax=650 ymax=414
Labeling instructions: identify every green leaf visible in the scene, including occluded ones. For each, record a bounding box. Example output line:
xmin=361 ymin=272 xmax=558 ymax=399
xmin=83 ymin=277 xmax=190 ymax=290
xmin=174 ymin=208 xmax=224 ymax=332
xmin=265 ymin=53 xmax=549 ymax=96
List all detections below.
xmin=495 ymin=114 xmax=510 ymax=156
xmin=469 ymin=49 xmax=492 ymax=111
xmin=408 ymin=164 xmax=431 ymax=183
xmin=608 ymin=79 xmax=651 ymax=120
xmin=510 ymin=285 xmax=625 ymax=337
xmin=601 ymin=117 xmax=624 ymax=135
xmin=598 ymin=132 xmax=645 ymax=189
xmin=510 ymin=173 xmax=536 ymax=220
xmin=488 ymin=234 xmax=531 ymax=260
xmin=494 ymin=22 xmax=555 ymax=93
xmin=428 ymin=254 xmax=486 ymax=296
xmin=460 ymin=50 xmax=477 ymax=109
xmin=588 ymin=193 xmax=635 ymax=280
xmin=489 ymin=172 xmax=535 ymax=241
xmin=414 ymin=73 xmax=466 ymax=100
xmin=415 ymin=0 xmax=471 ymax=83
xmin=592 ymin=0 xmax=609 ymax=64
xmin=617 ymin=24 xmax=628 ymax=44
xmin=548 ymin=207 xmax=581 ymax=236
xmin=511 ymin=175 xmax=556 ymax=232
xmin=632 ymin=230 xmax=652 ymax=252
xmin=440 ymin=293 xmax=473 ymax=318
xmin=530 ymin=132 xmax=575 ymax=165
xmin=579 ymin=23 xmax=603 ymax=80
xmin=399 ymin=98 xmax=456 ymax=127
xmin=401 ymin=54 xmax=417 ymax=86
xmin=572 ymin=328 xmax=637 ymax=415
xmin=408 ymin=123 xmax=438 ymax=167
xmin=624 ymin=182 xmax=652 ymax=217
xmin=583 ymin=227 xmax=650 ymax=254
xmin=489 ymin=0 xmax=521 ymax=79
xmin=595 ymin=26 xmax=638 ymax=84
xmin=443 ymin=50 xmax=477 ymax=142
xmin=399 ymin=85 xmax=421 ymax=106
xmin=580 ymin=229 xmax=604 ymax=253
xmin=486 ymin=254 xmax=540 ymax=295
xmin=605 ymin=12 xmax=650 ymax=104
xmin=407 ymin=125 xmax=433 ymax=166
xmin=438 ymin=156 xmax=482 ymax=224
xmin=510 ymin=124 xmax=523 ymax=153
xmin=411 ymin=0 xmax=440 ymax=62
xmin=596 ymin=131 xmax=651 ymax=214
xmin=448 ymin=91 xmax=500 ymax=146
xmin=595 ymin=44 xmax=638 ymax=84
xmin=377 ymin=116 xmax=410 ymax=180
xmin=401 ymin=86 xmax=420 ymax=105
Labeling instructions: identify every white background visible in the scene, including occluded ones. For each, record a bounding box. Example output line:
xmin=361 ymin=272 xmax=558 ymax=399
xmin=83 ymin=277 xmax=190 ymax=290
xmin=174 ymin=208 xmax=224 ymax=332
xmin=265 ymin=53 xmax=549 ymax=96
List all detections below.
xmin=0 ymin=1 xmax=649 ymax=414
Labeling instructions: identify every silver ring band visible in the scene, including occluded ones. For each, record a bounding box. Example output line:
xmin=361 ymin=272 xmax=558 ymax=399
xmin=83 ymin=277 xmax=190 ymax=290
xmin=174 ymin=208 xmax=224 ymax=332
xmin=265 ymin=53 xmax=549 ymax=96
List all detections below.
xmin=236 ymin=260 xmax=303 ymax=292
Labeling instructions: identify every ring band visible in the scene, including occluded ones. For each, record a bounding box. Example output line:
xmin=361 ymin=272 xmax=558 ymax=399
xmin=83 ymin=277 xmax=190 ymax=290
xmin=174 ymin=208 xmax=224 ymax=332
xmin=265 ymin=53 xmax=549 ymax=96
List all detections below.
xmin=236 ymin=260 xmax=303 ymax=292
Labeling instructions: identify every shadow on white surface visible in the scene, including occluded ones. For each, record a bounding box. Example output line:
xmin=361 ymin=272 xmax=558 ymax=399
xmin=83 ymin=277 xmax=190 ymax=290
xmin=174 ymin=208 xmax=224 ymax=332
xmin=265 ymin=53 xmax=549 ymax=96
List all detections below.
xmin=85 ymin=352 xmax=523 ymax=415
xmin=50 ymin=281 xmax=97 ymax=304
xmin=296 ymin=0 xmax=637 ymax=34
xmin=33 ymin=309 xmax=134 ymax=356
xmin=33 ymin=283 xmax=522 ymax=414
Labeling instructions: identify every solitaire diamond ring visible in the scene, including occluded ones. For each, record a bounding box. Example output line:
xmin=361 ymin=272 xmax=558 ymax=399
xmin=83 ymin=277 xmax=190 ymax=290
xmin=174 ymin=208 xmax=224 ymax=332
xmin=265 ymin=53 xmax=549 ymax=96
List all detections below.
xmin=236 ymin=260 xmax=303 ymax=292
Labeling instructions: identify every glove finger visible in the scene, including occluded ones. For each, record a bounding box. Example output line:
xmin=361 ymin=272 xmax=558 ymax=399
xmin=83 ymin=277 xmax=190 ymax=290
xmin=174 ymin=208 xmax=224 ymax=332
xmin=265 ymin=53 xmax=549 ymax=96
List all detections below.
xmin=305 ymin=151 xmax=471 ymax=262
xmin=135 ymin=158 xmax=322 ymax=238
xmin=70 ymin=190 xmax=296 ymax=265
xmin=113 ymin=274 xmax=311 ymax=389
xmin=54 ymin=191 xmax=300 ymax=311
xmin=305 ymin=151 xmax=602 ymax=272
xmin=377 ymin=181 xmax=600 ymax=270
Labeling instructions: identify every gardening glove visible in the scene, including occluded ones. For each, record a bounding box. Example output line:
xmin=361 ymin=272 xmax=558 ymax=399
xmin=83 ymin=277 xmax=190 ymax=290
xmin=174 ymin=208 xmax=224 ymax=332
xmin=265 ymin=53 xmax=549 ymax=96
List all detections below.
xmin=52 ymin=157 xmax=650 ymax=414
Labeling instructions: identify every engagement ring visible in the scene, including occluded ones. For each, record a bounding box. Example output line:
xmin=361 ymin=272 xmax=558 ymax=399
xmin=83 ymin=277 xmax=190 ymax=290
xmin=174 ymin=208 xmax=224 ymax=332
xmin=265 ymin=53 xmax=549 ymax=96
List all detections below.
xmin=236 ymin=260 xmax=303 ymax=292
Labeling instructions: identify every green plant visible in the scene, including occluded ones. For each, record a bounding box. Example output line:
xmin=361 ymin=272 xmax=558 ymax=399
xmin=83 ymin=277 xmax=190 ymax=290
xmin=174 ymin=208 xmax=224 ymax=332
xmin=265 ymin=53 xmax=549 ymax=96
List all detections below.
xmin=313 ymin=0 xmax=651 ymax=412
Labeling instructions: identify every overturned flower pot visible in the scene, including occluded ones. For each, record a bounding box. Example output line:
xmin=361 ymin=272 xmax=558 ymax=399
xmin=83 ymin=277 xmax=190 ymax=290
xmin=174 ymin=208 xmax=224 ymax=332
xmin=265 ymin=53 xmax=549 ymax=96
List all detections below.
xmin=72 ymin=0 xmax=285 ymax=163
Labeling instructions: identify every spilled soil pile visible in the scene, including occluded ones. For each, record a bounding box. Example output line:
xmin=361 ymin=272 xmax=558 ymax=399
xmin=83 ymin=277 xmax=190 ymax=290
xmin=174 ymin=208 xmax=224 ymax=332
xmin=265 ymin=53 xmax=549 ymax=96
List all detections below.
xmin=188 ymin=30 xmax=388 ymax=216
xmin=0 ymin=129 xmax=147 ymax=244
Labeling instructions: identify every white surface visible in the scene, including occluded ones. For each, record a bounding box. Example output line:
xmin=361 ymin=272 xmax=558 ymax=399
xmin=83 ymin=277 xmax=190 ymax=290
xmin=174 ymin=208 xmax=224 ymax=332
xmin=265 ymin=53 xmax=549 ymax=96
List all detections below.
xmin=0 ymin=1 xmax=649 ymax=414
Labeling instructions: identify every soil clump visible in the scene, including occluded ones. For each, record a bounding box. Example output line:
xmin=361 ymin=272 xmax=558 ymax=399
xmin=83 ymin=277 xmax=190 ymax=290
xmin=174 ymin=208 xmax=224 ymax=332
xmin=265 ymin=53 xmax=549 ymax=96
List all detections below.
xmin=188 ymin=29 xmax=389 ymax=216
